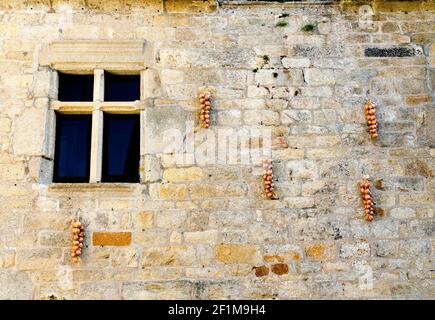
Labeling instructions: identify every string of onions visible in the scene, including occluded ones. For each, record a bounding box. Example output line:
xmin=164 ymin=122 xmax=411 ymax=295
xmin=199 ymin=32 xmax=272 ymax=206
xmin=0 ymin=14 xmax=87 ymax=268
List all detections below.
xmin=199 ymin=92 xmax=211 ymax=129
xmin=262 ymin=159 xmax=274 ymax=199
xmin=71 ymin=220 xmax=85 ymax=263
xmin=364 ymin=100 xmax=378 ymax=139
xmin=359 ymin=179 xmax=375 ymax=222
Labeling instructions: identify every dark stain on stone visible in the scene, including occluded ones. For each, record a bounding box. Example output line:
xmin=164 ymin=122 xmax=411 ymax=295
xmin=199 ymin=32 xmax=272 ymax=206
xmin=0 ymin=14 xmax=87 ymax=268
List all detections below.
xmin=253 ymin=266 xmax=269 ymax=277
xmin=271 ymin=263 xmax=289 ymax=275
xmin=364 ymin=47 xmax=419 ymax=57
xmin=375 ymin=207 xmax=385 ymax=217
xmin=374 ymin=179 xmax=385 ymax=190
xmin=193 ymin=281 xmax=207 ymax=298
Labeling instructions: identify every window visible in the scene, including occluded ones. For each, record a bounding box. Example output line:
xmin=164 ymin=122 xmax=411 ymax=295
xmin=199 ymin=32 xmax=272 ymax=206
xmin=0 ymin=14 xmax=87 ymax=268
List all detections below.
xmin=52 ymin=69 xmax=142 ymax=183
xmin=53 ymin=114 xmax=92 ymax=182
xmin=102 ymin=114 xmax=140 ymax=183
xmin=104 ymin=72 xmax=140 ymax=102
xmin=58 ymin=73 xmax=94 ymax=102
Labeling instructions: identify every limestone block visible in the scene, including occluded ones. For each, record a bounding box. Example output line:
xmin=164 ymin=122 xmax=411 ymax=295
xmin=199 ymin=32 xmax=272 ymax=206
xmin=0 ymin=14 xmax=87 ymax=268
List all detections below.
xmin=122 ymin=281 xmax=193 ymax=300
xmin=142 ymin=68 xmax=162 ymax=99
xmin=400 ymin=240 xmax=431 ymax=258
xmin=155 ymin=210 xmax=188 ymax=229
xmin=400 ymin=78 xmax=427 ymax=95
xmin=0 ymin=271 xmax=33 ymax=299
xmin=79 ymin=282 xmax=118 ymax=300
xmin=39 ymin=40 xmax=146 ymax=71
xmin=292 ymin=218 xmax=351 ymax=241
xmin=123 ymin=0 xmax=164 ymax=12
xmin=199 ymin=280 xmax=240 ymax=300
xmin=0 ymin=250 xmax=15 ymax=269
xmin=390 ymin=208 xmax=416 ymax=219
xmin=339 ymin=242 xmax=370 ymax=259
xmin=142 ymin=155 xmax=162 ymax=183
xmin=134 ymin=211 xmax=154 ymax=229
xmin=61 ymin=25 xmax=101 ymax=40
xmin=0 ymin=117 xmax=11 ymax=133
xmin=165 ymin=84 xmax=197 ymax=99
xmin=209 ymin=210 xmax=253 ymax=229
xmin=285 ymin=196 xmax=315 ymax=209
xmin=272 ymin=148 xmax=304 ymax=160
xmin=12 ymin=108 xmax=47 ymax=156
xmin=406 ymin=95 xmax=432 ymax=106
xmin=281 ymin=110 xmax=312 ymax=124
xmin=163 ymin=167 xmax=203 ymax=182
xmin=141 ymin=246 xmax=197 ymax=267
xmin=371 ymin=221 xmax=400 ymax=239
xmin=427 ymin=108 xmax=435 ymax=147
xmin=289 ymin=97 xmax=320 ymax=109
xmin=37 ymin=231 xmax=70 ymax=247
xmin=165 ymin=0 xmax=217 ymax=14
xmin=135 ymin=230 xmax=168 ymax=246
xmin=0 ymin=163 xmax=24 ymax=181
xmin=0 ymin=211 xmax=23 ymax=235
xmin=111 ymin=248 xmax=139 ymax=268
xmin=160 ymin=69 xmax=184 ymax=84
xmin=301 ymin=180 xmax=328 ymax=196
xmin=304 ymin=68 xmax=335 ymax=85
xmin=150 ymin=183 xmax=187 ymax=200
xmin=16 ymin=248 xmax=62 ymax=271
xmin=287 ymin=160 xmax=318 ymax=179
xmin=243 ymin=110 xmax=279 ymax=125
xmin=246 ymin=86 xmax=268 ymax=98
xmin=184 ymin=230 xmax=218 ymax=244
xmin=399 ymin=194 xmax=433 ymax=206
xmin=188 ymin=184 xmax=226 ymax=199
xmin=216 ymin=110 xmax=242 ymax=126
xmin=159 ymin=48 xmax=256 ymax=69
xmin=143 ymin=105 xmax=189 ymax=155
xmin=215 ymin=244 xmax=261 ymax=264
xmin=265 ymin=99 xmax=288 ymax=111
xmin=282 ymin=57 xmax=311 ymax=68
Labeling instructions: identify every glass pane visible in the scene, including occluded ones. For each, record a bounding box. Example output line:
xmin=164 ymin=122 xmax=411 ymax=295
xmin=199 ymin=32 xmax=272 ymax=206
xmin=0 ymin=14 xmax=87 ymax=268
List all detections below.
xmin=58 ymin=73 xmax=94 ymax=102
xmin=53 ymin=114 xmax=92 ymax=183
xmin=104 ymin=72 xmax=140 ymax=101
xmin=102 ymin=114 xmax=140 ymax=183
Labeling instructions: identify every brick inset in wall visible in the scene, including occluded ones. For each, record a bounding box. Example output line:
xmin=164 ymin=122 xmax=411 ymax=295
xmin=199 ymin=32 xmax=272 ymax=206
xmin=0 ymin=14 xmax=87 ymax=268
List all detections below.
xmin=92 ymin=232 xmax=132 ymax=246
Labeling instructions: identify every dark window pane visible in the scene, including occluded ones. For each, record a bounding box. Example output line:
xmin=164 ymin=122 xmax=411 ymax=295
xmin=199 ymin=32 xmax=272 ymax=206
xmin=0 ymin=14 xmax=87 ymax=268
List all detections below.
xmin=104 ymin=72 xmax=140 ymax=101
xmin=102 ymin=114 xmax=140 ymax=183
xmin=53 ymin=114 xmax=92 ymax=183
xmin=58 ymin=73 xmax=94 ymax=102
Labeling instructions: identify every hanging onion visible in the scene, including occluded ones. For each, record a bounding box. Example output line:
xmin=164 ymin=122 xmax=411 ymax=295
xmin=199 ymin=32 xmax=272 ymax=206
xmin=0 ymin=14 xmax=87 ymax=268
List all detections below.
xmin=262 ymin=159 xmax=274 ymax=199
xmin=71 ymin=220 xmax=85 ymax=263
xmin=199 ymin=92 xmax=212 ymax=129
xmin=359 ymin=179 xmax=376 ymax=222
xmin=364 ymin=100 xmax=378 ymax=140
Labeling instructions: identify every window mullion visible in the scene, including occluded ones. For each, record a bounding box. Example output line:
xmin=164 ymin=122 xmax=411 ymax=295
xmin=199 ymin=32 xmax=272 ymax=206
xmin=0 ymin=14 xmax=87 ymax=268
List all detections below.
xmin=89 ymin=69 xmax=104 ymax=183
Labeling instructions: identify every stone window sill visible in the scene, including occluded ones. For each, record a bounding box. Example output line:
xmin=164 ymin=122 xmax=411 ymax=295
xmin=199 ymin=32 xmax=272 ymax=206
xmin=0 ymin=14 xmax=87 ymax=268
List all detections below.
xmin=47 ymin=183 xmax=145 ymax=195
xmin=219 ymin=0 xmax=335 ymax=5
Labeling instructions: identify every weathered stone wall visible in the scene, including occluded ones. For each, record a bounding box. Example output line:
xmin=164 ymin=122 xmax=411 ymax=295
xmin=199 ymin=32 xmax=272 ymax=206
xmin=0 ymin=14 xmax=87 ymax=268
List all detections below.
xmin=0 ymin=0 xmax=434 ymax=299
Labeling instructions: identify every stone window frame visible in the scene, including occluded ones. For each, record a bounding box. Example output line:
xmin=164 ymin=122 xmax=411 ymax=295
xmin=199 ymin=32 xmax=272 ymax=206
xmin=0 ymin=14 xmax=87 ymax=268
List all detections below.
xmin=51 ymin=69 xmax=145 ymax=183
xmin=40 ymin=40 xmax=149 ymax=184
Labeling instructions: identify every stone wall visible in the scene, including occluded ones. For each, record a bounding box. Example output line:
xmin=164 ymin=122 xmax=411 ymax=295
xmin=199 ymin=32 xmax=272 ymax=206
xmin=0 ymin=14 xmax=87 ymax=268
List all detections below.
xmin=0 ymin=0 xmax=434 ymax=299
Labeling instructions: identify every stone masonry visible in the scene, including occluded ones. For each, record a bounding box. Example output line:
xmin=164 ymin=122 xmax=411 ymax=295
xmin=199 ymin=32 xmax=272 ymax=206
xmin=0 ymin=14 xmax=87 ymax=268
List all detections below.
xmin=0 ymin=0 xmax=434 ymax=299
